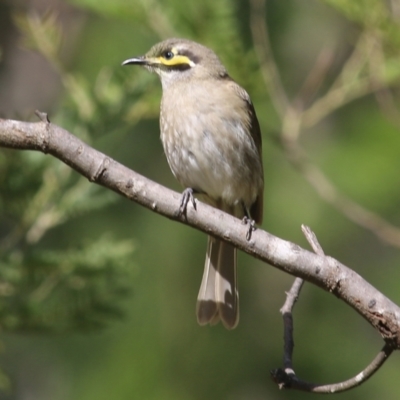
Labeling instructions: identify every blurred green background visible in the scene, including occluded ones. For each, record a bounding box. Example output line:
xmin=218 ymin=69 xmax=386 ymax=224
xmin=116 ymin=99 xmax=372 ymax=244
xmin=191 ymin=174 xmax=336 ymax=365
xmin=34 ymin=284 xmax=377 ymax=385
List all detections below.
xmin=1 ymin=0 xmax=400 ymax=399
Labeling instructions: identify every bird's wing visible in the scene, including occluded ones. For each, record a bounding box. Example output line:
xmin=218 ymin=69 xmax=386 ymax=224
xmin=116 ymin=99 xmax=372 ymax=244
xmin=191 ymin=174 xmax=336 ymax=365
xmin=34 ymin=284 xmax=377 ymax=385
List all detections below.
xmin=229 ymin=81 xmax=264 ymax=224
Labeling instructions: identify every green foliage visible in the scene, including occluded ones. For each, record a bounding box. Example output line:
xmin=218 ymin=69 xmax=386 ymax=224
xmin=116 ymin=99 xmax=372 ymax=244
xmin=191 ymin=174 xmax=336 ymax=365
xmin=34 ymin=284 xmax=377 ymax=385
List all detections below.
xmin=0 ymin=236 xmax=134 ymax=332
xmin=0 ymin=148 xmax=134 ymax=333
xmin=1 ymin=12 xmax=137 ymax=336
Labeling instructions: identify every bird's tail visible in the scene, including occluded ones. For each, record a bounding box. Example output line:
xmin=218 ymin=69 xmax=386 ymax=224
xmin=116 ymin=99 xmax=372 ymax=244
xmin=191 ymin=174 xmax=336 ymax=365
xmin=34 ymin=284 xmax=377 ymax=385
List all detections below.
xmin=196 ymin=235 xmax=238 ymax=329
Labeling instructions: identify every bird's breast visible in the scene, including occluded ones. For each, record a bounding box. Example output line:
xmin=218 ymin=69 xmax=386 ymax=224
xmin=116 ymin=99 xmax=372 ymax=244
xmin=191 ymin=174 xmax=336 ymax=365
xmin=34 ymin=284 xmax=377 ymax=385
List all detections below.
xmin=160 ymin=87 xmax=263 ymax=209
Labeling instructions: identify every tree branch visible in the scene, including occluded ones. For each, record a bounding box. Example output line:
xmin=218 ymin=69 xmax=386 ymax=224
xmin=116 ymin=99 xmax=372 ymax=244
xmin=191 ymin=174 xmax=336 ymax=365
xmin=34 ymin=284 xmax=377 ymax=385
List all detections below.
xmin=271 ymin=342 xmax=394 ymax=393
xmin=0 ymin=116 xmax=399 ymax=358
xmin=274 ymin=225 xmax=394 ymax=392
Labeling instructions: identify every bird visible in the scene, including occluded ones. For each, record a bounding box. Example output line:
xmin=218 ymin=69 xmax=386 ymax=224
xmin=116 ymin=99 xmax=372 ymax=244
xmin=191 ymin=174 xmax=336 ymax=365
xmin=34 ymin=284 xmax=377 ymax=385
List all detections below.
xmin=122 ymin=38 xmax=264 ymax=329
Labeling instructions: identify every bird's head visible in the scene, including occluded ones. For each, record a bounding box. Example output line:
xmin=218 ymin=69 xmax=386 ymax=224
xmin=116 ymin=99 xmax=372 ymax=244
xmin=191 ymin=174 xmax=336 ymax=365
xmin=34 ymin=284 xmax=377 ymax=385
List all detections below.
xmin=122 ymin=38 xmax=228 ymax=88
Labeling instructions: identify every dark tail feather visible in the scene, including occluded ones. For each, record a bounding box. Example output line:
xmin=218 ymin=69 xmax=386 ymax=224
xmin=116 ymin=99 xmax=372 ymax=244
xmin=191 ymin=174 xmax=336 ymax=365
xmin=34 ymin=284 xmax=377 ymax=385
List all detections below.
xmin=216 ymin=241 xmax=238 ymax=329
xmin=196 ymin=236 xmax=238 ymax=329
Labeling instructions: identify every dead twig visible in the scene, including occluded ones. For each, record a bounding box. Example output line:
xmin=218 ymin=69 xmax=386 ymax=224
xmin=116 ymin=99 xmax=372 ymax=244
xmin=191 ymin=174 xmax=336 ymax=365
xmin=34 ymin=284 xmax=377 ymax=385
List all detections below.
xmin=273 ymin=226 xmax=395 ymax=393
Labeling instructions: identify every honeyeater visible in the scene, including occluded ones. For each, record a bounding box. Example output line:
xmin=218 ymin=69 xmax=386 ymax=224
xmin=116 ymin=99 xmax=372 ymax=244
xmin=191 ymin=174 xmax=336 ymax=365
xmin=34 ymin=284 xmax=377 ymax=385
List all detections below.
xmin=123 ymin=38 xmax=264 ymax=329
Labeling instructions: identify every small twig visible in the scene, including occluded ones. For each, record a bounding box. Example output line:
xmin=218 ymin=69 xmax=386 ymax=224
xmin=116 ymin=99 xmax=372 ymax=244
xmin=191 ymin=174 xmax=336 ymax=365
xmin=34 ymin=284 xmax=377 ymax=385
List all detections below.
xmin=278 ymin=226 xmax=323 ymax=374
xmin=301 ymin=225 xmax=325 ymax=256
xmin=293 ymin=48 xmax=335 ymax=111
xmin=271 ymin=341 xmax=394 ymax=393
xmin=274 ymin=226 xmax=395 ymax=393
xmin=35 ymin=109 xmax=50 ymax=123
xmin=299 ymin=159 xmax=400 ymax=248
xmin=280 ymin=277 xmax=304 ymax=372
xmin=369 ymin=38 xmax=400 ymax=128
xmin=301 ymin=76 xmax=376 ymax=129
xmin=374 ymin=88 xmax=400 ymax=128
xmin=300 ymin=32 xmax=378 ymax=129
xmin=249 ymin=0 xmax=289 ymax=117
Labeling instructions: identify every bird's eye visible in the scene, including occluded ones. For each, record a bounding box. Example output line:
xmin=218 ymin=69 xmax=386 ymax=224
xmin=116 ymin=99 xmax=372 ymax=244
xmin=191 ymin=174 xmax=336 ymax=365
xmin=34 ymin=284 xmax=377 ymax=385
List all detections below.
xmin=163 ymin=51 xmax=174 ymax=60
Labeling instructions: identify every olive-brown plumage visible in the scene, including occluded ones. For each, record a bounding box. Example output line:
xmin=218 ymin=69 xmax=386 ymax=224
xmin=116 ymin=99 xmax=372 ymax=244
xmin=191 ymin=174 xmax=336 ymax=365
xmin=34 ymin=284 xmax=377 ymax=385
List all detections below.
xmin=123 ymin=38 xmax=264 ymax=329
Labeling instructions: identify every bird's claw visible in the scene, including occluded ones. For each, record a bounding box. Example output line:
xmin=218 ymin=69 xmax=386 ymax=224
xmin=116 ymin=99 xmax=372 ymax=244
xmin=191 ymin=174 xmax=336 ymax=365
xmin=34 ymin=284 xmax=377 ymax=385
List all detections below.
xmin=178 ymin=188 xmax=196 ymax=217
xmin=242 ymin=216 xmax=256 ymax=241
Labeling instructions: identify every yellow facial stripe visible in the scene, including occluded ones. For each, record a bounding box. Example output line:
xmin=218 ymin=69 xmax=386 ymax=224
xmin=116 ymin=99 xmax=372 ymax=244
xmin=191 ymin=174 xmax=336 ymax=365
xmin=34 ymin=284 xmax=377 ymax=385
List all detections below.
xmin=158 ymin=55 xmax=195 ymax=67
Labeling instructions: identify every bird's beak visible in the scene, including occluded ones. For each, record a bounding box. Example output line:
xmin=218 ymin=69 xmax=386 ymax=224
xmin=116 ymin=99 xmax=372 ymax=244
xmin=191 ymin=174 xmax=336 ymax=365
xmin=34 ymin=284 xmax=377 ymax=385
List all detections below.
xmin=121 ymin=56 xmax=148 ymax=66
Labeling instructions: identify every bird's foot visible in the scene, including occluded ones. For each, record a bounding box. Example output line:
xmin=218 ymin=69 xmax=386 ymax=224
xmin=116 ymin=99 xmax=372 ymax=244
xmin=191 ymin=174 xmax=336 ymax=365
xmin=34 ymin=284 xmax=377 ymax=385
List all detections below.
xmin=178 ymin=188 xmax=197 ymax=217
xmin=242 ymin=216 xmax=256 ymax=241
